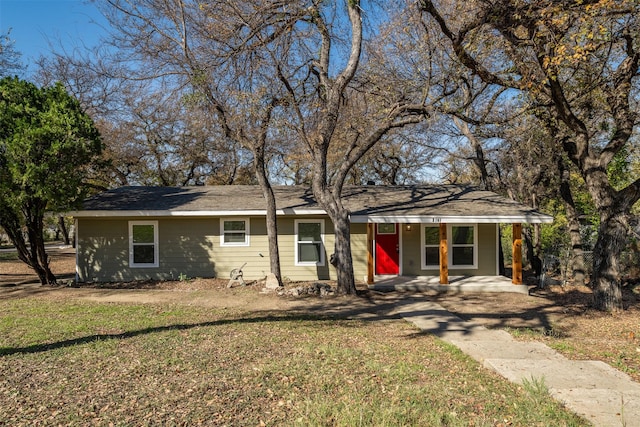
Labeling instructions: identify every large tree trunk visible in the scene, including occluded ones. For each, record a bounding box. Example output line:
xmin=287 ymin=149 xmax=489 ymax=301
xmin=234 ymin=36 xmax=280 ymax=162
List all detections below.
xmin=557 ymin=157 xmax=586 ymax=286
xmin=522 ymin=226 xmax=542 ymax=278
xmin=566 ymin=212 xmax=586 ymax=286
xmin=26 ymin=208 xmax=57 ymax=285
xmin=253 ymin=146 xmax=282 ymax=287
xmin=1 ymin=206 xmax=57 ymax=285
xmin=312 ymin=177 xmax=357 ymax=295
xmin=579 ymin=161 xmax=630 ymax=311
xmin=591 ymin=211 xmax=626 ymax=311
xmin=329 ymin=209 xmax=357 ymax=295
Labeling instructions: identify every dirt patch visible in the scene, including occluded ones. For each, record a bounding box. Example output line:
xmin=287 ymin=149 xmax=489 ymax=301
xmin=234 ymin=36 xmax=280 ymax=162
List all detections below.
xmin=0 ymin=247 xmax=383 ymax=317
xmin=2 ymin=247 xmax=640 ymax=381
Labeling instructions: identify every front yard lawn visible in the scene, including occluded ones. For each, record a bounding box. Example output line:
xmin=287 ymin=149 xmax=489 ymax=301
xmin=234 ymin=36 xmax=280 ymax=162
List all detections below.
xmin=0 ymin=298 xmax=586 ymax=426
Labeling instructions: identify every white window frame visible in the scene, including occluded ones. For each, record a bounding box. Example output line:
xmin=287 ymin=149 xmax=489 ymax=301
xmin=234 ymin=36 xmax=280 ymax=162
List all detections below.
xmin=220 ymin=218 xmax=250 ymax=247
xmin=295 ymin=219 xmax=325 ymax=266
xmin=420 ymin=224 xmax=478 ymax=270
xmin=449 ymin=224 xmax=478 ymax=269
xmin=420 ymin=225 xmax=441 ymax=270
xmin=129 ymin=220 xmax=159 ymax=268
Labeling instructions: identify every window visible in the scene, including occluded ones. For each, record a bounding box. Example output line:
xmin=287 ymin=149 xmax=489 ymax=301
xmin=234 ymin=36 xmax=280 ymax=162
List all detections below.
xmin=377 ymin=223 xmax=396 ymax=234
xmin=421 ymin=225 xmax=440 ymax=269
xmin=451 ymin=225 xmax=477 ymax=267
xmin=220 ymin=219 xmax=250 ymax=246
xmin=129 ymin=221 xmax=158 ymax=268
xmin=295 ymin=219 xmax=324 ymax=265
xmin=420 ymin=224 xmax=478 ymax=270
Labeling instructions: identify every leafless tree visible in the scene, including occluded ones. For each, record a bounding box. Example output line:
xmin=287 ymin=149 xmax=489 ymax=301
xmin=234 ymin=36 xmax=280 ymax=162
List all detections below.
xmin=88 ymin=0 xmax=436 ymax=293
xmin=419 ymin=0 xmax=640 ymax=310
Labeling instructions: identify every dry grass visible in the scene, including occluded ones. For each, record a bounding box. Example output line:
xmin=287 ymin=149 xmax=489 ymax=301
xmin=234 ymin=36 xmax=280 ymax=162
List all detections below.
xmin=1 ymin=247 xmax=638 ymax=424
xmin=1 ymin=298 xmax=586 ymax=426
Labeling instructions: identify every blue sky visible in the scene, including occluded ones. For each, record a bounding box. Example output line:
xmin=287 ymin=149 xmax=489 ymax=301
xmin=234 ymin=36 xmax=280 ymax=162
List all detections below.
xmin=0 ymin=0 xmax=107 ymax=75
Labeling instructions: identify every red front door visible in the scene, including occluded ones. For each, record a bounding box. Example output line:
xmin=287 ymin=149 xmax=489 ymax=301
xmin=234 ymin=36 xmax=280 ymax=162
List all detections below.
xmin=375 ymin=223 xmax=399 ymax=275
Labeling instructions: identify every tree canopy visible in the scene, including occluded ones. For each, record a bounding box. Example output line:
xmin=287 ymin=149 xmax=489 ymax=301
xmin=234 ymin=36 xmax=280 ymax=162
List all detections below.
xmin=0 ymin=76 xmax=102 ymax=284
xmin=0 ymin=31 xmax=23 ymax=77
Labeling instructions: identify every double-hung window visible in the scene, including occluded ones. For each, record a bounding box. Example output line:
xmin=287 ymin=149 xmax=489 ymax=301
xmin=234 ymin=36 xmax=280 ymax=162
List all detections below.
xmin=129 ymin=221 xmax=159 ymax=268
xmin=420 ymin=224 xmax=477 ymax=269
xmin=295 ymin=219 xmax=324 ymax=266
xmin=451 ymin=225 xmax=477 ymax=268
xmin=220 ymin=218 xmax=250 ymax=246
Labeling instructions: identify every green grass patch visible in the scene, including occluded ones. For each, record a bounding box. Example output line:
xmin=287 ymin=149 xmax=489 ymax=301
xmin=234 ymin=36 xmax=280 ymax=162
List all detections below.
xmin=0 ymin=298 xmax=588 ymax=426
xmin=0 ymin=252 xmax=19 ymax=261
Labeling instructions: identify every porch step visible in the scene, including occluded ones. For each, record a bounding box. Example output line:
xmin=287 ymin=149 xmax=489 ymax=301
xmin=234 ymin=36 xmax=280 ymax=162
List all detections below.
xmin=368 ymin=276 xmax=529 ymax=294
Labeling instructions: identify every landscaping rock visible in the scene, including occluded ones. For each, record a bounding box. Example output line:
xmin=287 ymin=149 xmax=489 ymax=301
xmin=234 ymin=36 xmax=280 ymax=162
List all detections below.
xmin=264 ymin=273 xmax=281 ymax=290
xmin=276 ymin=282 xmax=335 ymax=297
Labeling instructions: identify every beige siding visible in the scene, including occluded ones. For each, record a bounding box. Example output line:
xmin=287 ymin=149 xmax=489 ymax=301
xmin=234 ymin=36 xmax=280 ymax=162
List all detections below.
xmin=77 ymin=215 xmax=368 ymax=283
xmin=79 ymin=216 xmax=496 ymax=283
xmin=401 ymin=224 xmax=422 ymax=275
xmin=350 ymin=223 xmax=368 ymax=282
xmin=77 ymin=217 xmax=270 ymax=282
xmin=454 ymin=223 xmax=497 ymax=276
xmin=212 ymin=218 xmax=271 ymax=280
xmin=277 ymin=217 xmax=336 ymax=281
xmin=77 ymin=218 xmax=130 ymax=282
xmin=401 ymin=223 xmax=498 ymax=276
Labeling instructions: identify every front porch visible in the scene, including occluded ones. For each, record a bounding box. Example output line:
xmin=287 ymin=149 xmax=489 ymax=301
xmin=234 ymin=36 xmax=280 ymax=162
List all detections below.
xmin=368 ymin=275 xmax=530 ymax=294
xmin=365 ymin=222 xmax=526 ymax=287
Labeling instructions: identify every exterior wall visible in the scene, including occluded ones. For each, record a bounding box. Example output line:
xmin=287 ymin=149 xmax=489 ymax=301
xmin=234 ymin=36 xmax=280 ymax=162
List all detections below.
xmin=76 ymin=217 xmax=267 ymax=282
xmin=350 ymin=223 xmax=369 ymax=282
xmin=401 ymin=223 xmax=498 ymax=276
xmin=76 ymin=216 xmax=497 ymax=283
xmin=277 ymin=217 xmax=332 ymax=281
xmin=76 ymin=215 xmax=369 ymax=283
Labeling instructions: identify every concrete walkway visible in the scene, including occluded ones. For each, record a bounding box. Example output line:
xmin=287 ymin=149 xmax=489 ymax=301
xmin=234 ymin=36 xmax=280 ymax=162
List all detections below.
xmin=392 ymin=298 xmax=640 ymax=426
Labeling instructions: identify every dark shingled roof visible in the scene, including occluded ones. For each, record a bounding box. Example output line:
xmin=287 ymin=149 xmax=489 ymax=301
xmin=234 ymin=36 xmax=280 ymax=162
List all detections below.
xmin=74 ymin=185 xmax=552 ymax=223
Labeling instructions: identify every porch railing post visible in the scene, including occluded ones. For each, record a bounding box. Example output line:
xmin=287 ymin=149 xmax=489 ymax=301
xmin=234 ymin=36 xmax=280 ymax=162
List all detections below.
xmin=512 ymin=223 xmax=523 ymax=285
xmin=439 ymin=223 xmax=448 ymax=285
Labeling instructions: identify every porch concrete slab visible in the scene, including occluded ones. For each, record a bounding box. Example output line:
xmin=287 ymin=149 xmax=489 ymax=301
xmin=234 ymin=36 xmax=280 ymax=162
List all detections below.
xmin=370 ymin=275 xmax=529 ymax=294
xmin=393 ymin=298 xmax=640 ymax=426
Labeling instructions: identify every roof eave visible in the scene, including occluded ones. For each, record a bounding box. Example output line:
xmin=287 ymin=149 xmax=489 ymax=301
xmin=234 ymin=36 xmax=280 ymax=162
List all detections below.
xmin=350 ymin=214 xmax=554 ymax=224
xmin=69 ymin=209 xmax=328 ymax=217
xmin=70 ymin=210 xmax=553 ymax=224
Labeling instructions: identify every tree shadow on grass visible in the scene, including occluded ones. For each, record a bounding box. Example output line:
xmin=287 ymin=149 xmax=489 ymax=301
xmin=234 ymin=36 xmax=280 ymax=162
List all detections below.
xmin=0 ymin=298 xmax=410 ymax=358
xmin=0 ymin=313 xmax=336 ymax=357
xmin=429 ymin=287 xmax=601 ymax=337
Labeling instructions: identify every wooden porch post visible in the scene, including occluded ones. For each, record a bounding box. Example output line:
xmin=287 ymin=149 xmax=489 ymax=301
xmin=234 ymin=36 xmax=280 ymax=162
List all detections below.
xmin=512 ymin=223 xmax=523 ymax=285
xmin=439 ymin=223 xmax=448 ymax=285
xmin=367 ymin=223 xmax=374 ymax=284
